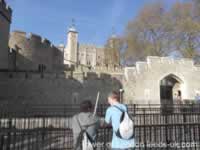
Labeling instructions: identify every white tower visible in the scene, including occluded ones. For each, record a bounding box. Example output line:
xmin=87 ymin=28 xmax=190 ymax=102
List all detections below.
xmin=64 ymin=22 xmax=78 ymax=66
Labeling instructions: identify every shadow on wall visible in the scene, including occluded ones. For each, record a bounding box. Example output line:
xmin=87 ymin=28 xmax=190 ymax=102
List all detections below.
xmin=8 ymin=48 xmax=64 ymax=72
xmin=8 ymin=31 xmax=64 ymax=72
xmin=80 ymin=72 xmax=123 ymax=104
xmin=0 ymin=71 xmax=122 ymax=105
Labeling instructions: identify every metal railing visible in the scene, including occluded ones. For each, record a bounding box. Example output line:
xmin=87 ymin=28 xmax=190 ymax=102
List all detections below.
xmin=0 ymin=104 xmax=200 ymax=149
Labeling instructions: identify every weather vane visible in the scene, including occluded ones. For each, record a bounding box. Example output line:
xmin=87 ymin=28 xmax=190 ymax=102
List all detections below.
xmin=71 ymin=18 xmax=76 ymax=28
xmin=112 ymin=26 xmax=116 ymax=37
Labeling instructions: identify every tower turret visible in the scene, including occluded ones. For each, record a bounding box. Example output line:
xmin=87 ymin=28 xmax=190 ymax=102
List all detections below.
xmin=0 ymin=0 xmax=12 ymax=69
xmin=104 ymin=28 xmax=120 ymax=66
xmin=64 ymin=21 xmax=78 ymax=66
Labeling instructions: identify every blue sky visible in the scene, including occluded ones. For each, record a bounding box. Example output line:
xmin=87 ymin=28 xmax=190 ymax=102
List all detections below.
xmin=6 ymin=0 xmax=178 ymax=46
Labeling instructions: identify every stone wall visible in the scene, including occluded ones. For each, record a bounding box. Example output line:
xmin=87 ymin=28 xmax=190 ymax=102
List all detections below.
xmin=0 ymin=71 xmax=122 ymax=105
xmin=9 ymin=31 xmax=63 ymax=72
xmin=0 ymin=0 xmax=12 ymax=69
xmin=124 ymin=56 xmax=200 ymax=104
xmin=78 ymin=44 xmax=97 ymax=67
xmin=1 ymin=56 xmax=200 ymax=105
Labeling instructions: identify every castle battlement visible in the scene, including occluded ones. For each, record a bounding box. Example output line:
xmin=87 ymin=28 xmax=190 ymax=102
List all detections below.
xmin=42 ymin=38 xmax=51 ymax=46
xmin=147 ymin=56 xmax=161 ymax=64
xmin=179 ymin=58 xmax=194 ymax=66
xmin=0 ymin=71 xmax=121 ymax=82
xmin=9 ymin=31 xmax=64 ymax=71
xmin=136 ymin=61 xmax=148 ymax=74
xmin=160 ymin=57 xmax=174 ymax=64
xmin=0 ymin=71 xmax=67 ymax=80
xmin=0 ymin=0 xmax=12 ymax=22
xmin=29 ymin=33 xmax=42 ymax=42
xmin=147 ymin=56 xmax=194 ymax=67
xmin=93 ymin=66 xmax=124 ymax=73
xmin=124 ymin=67 xmax=136 ymax=81
xmin=74 ymin=65 xmax=124 ymax=74
xmin=12 ymin=30 xmax=26 ymax=37
xmin=125 ymin=56 xmax=197 ymax=80
xmin=194 ymin=65 xmax=200 ymax=71
xmin=10 ymin=31 xmax=56 ymax=49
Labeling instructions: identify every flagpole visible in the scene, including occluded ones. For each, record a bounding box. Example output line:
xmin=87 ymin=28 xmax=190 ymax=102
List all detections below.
xmin=93 ymin=92 xmax=100 ymax=117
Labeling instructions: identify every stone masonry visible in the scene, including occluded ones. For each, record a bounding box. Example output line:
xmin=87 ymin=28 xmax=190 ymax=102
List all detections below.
xmin=1 ymin=1 xmax=200 ymax=105
xmin=9 ymin=31 xmax=63 ymax=72
xmin=0 ymin=0 xmax=12 ymax=69
xmin=124 ymin=56 xmax=200 ymax=104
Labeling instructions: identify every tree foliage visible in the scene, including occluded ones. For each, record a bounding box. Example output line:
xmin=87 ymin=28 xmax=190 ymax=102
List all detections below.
xmin=121 ymin=1 xmax=200 ymax=65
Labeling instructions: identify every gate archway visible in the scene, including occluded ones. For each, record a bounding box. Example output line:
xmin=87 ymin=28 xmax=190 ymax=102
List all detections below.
xmin=160 ymin=74 xmax=183 ymax=105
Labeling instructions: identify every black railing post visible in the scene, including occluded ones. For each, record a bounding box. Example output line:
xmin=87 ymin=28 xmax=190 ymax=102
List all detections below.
xmin=133 ymin=104 xmax=136 ymax=116
xmin=6 ymin=118 xmax=12 ymax=150
xmin=165 ymin=111 xmax=169 ymax=150
xmin=0 ymin=103 xmax=200 ymax=149
xmin=143 ymin=108 xmax=147 ymax=150
xmin=133 ymin=104 xmax=136 ymax=149
xmin=42 ymin=117 xmax=45 ymax=148
xmin=0 ymin=134 xmax=4 ymax=150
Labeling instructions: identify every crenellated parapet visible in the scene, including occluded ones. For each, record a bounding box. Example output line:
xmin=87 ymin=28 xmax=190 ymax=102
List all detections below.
xmin=93 ymin=66 xmax=124 ymax=73
xmin=146 ymin=56 xmax=194 ymax=69
xmin=9 ymin=31 xmax=64 ymax=72
xmin=0 ymin=71 xmax=67 ymax=80
xmin=0 ymin=0 xmax=12 ymax=22
xmin=42 ymin=38 xmax=51 ymax=46
xmin=136 ymin=61 xmax=148 ymax=74
xmin=74 ymin=65 xmax=124 ymax=74
xmin=0 ymin=70 xmax=122 ymax=84
xmin=125 ymin=56 xmax=198 ymax=82
xmin=193 ymin=64 xmax=200 ymax=71
xmin=9 ymin=31 xmax=54 ymax=48
xmin=147 ymin=56 xmax=161 ymax=64
xmin=124 ymin=67 xmax=136 ymax=81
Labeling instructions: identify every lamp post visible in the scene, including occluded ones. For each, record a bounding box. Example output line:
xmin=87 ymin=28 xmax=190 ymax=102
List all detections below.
xmin=119 ymin=89 xmax=124 ymax=103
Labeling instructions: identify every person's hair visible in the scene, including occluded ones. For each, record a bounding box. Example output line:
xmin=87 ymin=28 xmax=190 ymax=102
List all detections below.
xmin=108 ymin=91 xmax=120 ymax=102
xmin=80 ymin=100 xmax=93 ymax=112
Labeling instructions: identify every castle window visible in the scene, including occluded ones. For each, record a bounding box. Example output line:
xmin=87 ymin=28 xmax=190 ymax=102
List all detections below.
xmin=72 ymin=92 xmax=79 ymax=104
xmin=38 ymin=64 xmax=46 ymax=72
xmin=87 ymin=61 xmax=91 ymax=65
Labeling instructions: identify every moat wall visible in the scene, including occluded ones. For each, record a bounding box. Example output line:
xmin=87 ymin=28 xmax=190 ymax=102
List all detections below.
xmin=0 ymin=72 xmax=122 ymax=105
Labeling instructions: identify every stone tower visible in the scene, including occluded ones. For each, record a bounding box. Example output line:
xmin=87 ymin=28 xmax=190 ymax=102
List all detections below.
xmin=64 ymin=24 xmax=78 ymax=66
xmin=0 ymin=0 xmax=12 ymax=69
xmin=104 ymin=34 xmax=120 ymax=66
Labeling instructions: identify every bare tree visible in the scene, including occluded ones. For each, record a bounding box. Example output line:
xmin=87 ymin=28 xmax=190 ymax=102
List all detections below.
xmin=170 ymin=2 xmax=200 ymax=58
xmin=120 ymin=1 xmax=200 ymax=64
xmin=123 ymin=2 xmax=172 ymax=64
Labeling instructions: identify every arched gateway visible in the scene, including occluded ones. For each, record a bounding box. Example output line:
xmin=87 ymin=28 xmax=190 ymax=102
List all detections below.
xmin=124 ymin=56 xmax=200 ymax=104
xmin=160 ymin=74 xmax=184 ymax=105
